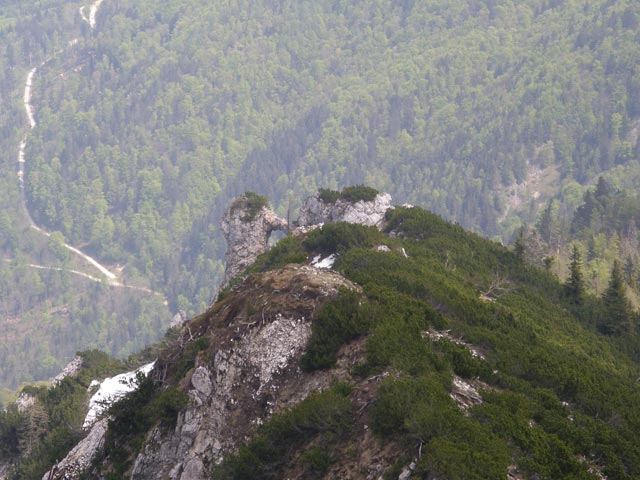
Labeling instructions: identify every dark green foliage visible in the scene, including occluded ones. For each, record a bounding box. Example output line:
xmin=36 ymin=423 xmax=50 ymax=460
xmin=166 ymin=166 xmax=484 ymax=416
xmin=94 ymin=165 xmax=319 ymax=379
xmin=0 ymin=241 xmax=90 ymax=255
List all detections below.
xmin=301 ymin=447 xmax=333 ymax=477
xmin=371 ymin=375 xmax=510 ymax=479
xmin=338 ymin=185 xmax=379 ymax=203
xmin=150 ymin=387 xmax=189 ymax=428
xmin=101 ymin=373 xmax=188 ymax=476
xmin=240 ymin=191 xmax=268 ymax=221
xmin=317 ymin=188 xmax=341 ymax=204
xmin=418 ymin=429 xmax=510 ymax=480
xmin=303 ymin=222 xmax=385 ymax=254
xmin=0 ymin=405 xmax=21 ymax=460
xmin=212 ymin=384 xmax=353 ymax=480
xmin=103 ymin=374 xmax=158 ymax=476
xmin=6 ymin=351 xmax=128 ymax=479
xmin=318 ymin=213 xmax=640 ymax=479
xmin=245 ymin=234 xmax=307 ymax=275
xmin=370 ymin=374 xmax=454 ymax=437
xmin=470 ymin=390 xmax=602 ymax=479
xmin=300 ymin=288 xmax=368 ymax=371
xmin=169 ymin=336 xmax=210 ymax=382
xmin=565 ymin=245 xmax=586 ymax=305
xmin=513 ymin=227 xmax=526 ymax=262
xmin=601 ymin=259 xmax=634 ymax=335
xmin=384 ymin=206 xmax=455 ymax=240
xmin=434 ymin=339 xmax=489 ymax=379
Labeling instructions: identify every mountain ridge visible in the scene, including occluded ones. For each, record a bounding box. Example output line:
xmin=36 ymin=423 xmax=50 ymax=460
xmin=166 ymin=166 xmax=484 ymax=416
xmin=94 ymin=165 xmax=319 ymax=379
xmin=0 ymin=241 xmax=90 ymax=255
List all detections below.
xmin=3 ymin=190 xmax=638 ymax=479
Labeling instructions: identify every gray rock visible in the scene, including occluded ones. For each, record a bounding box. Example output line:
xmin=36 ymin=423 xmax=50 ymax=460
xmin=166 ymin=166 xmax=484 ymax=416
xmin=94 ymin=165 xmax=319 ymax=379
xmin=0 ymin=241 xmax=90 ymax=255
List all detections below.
xmin=128 ymin=266 xmax=353 ymax=479
xmin=191 ymin=366 xmax=213 ymax=398
xmin=52 ymin=355 xmax=83 ymax=386
xmin=41 ymin=418 xmax=108 ymax=480
xmin=180 ymin=458 xmax=204 ymax=480
xmin=220 ymin=194 xmax=288 ymax=285
xmin=297 ymin=192 xmax=392 ymax=229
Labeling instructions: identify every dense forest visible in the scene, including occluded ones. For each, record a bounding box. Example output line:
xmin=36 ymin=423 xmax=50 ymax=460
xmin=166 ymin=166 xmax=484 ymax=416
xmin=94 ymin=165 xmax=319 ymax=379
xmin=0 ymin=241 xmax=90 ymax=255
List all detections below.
xmin=516 ymin=176 xmax=640 ymax=308
xmin=1 ymin=0 xmax=640 ymax=388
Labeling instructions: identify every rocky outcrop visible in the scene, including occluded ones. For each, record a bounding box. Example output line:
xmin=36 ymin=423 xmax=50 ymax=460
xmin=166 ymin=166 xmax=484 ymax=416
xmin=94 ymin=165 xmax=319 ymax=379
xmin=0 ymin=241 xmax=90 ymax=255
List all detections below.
xmin=221 ymin=190 xmax=393 ymax=286
xmin=0 ymin=462 xmax=11 ymax=480
xmin=297 ymin=191 xmax=392 ymax=229
xmin=129 ymin=265 xmax=357 ymax=479
xmin=15 ymin=391 xmax=36 ymax=412
xmin=41 ymin=419 xmax=108 ymax=480
xmin=220 ymin=193 xmax=288 ymax=285
xmin=52 ymin=355 xmax=83 ymax=386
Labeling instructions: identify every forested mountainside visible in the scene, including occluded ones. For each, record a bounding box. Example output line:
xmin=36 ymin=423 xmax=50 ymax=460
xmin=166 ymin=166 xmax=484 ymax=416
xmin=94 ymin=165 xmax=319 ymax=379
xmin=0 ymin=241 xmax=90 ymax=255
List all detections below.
xmin=522 ymin=176 xmax=640 ymax=308
xmin=1 ymin=0 xmax=640 ymax=388
xmin=2 ymin=203 xmax=639 ymax=479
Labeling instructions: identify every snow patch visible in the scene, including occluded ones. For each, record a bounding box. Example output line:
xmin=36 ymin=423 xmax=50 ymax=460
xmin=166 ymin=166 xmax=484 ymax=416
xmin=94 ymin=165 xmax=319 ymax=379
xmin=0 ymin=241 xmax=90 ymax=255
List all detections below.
xmin=83 ymin=362 xmax=155 ymax=429
xmin=311 ymin=254 xmax=336 ymax=269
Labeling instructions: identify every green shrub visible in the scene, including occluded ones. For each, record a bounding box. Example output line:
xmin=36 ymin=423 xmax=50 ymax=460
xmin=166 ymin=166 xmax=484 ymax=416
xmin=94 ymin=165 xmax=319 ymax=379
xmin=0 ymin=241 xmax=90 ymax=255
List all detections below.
xmin=418 ymin=433 xmax=510 ymax=480
xmin=434 ymin=339 xmax=490 ymax=379
xmin=339 ymin=185 xmax=379 ymax=203
xmin=318 ymin=188 xmax=340 ymax=204
xmin=303 ymin=222 xmax=384 ymax=254
xmin=102 ymin=374 xmax=190 ymax=476
xmin=170 ymin=336 xmax=210 ymax=382
xmin=370 ymin=374 xmax=455 ymax=438
xmin=317 ymin=185 xmax=378 ymax=204
xmin=240 ymin=191 xmax=268 ymax=221
xmin=246 ymin=234 xmax=306 ymax=274
xmin=301 ymin=446 xmax=333 ymax=477
xmin=213 ymin=384 xmax=353 ymax=480
xmin=300 ymin=288 xmax=368 ymax=371
xmin=150 ymin=387 xmax=189 ymax=427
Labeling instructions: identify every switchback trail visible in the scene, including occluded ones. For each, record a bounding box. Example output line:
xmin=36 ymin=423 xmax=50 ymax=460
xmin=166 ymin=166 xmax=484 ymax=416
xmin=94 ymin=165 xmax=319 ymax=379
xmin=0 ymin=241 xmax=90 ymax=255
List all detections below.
xmin=16 ymin=0 xmax=167 ymax=304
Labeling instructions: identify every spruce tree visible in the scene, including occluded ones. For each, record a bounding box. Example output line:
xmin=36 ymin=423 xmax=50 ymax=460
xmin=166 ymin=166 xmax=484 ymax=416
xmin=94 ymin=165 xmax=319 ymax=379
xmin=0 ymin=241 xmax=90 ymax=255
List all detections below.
xmin=602 ymin=259 xmax=633 ymax=335
xmin=565 ymin=245 xmax=585 ymax=305
xmin=514 ymin=227 xmax=525 ymax=262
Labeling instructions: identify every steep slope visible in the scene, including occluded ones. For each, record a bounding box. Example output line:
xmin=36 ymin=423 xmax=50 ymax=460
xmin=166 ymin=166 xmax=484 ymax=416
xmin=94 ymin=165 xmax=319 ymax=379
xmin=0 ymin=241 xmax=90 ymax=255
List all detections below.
xmin=27 ymin=200 xmax=639 ymax=480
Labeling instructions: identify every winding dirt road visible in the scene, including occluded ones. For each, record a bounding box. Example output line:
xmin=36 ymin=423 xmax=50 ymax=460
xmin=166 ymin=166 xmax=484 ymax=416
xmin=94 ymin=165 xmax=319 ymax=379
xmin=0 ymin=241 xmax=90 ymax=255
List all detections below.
xmin=17 ymin=1 xmax=167 ymax=303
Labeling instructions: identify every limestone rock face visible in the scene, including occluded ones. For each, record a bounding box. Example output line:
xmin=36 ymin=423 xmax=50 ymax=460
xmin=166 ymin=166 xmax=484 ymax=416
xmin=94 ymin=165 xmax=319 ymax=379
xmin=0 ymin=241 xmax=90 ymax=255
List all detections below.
xmin=297 ymin=192 xmax=392 ymax=229
xmin=128 ymin=265 xmax=356 ymax=480
xmin=41 ymin=419 xmax=108 ymax=480
xmin=52 ymin=355 xmax=83 ymax=386
xmin=220 ymin=194 xmax=288 ymax=285
xmin=0 ymin=461 xmax=11 ymax=480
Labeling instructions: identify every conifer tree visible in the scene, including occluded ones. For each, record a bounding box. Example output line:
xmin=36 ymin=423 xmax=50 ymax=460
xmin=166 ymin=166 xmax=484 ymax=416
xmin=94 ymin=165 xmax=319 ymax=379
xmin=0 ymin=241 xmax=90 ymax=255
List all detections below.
xmin=601 ymin=259 xmax=633 ymax=335
xmin=514 ymin=227 xmax=525 ymax=262
xmin=537 ymin=201 xmax=554 ymax=244
xmin=565 ymin=244 xmax=585 ymax=305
